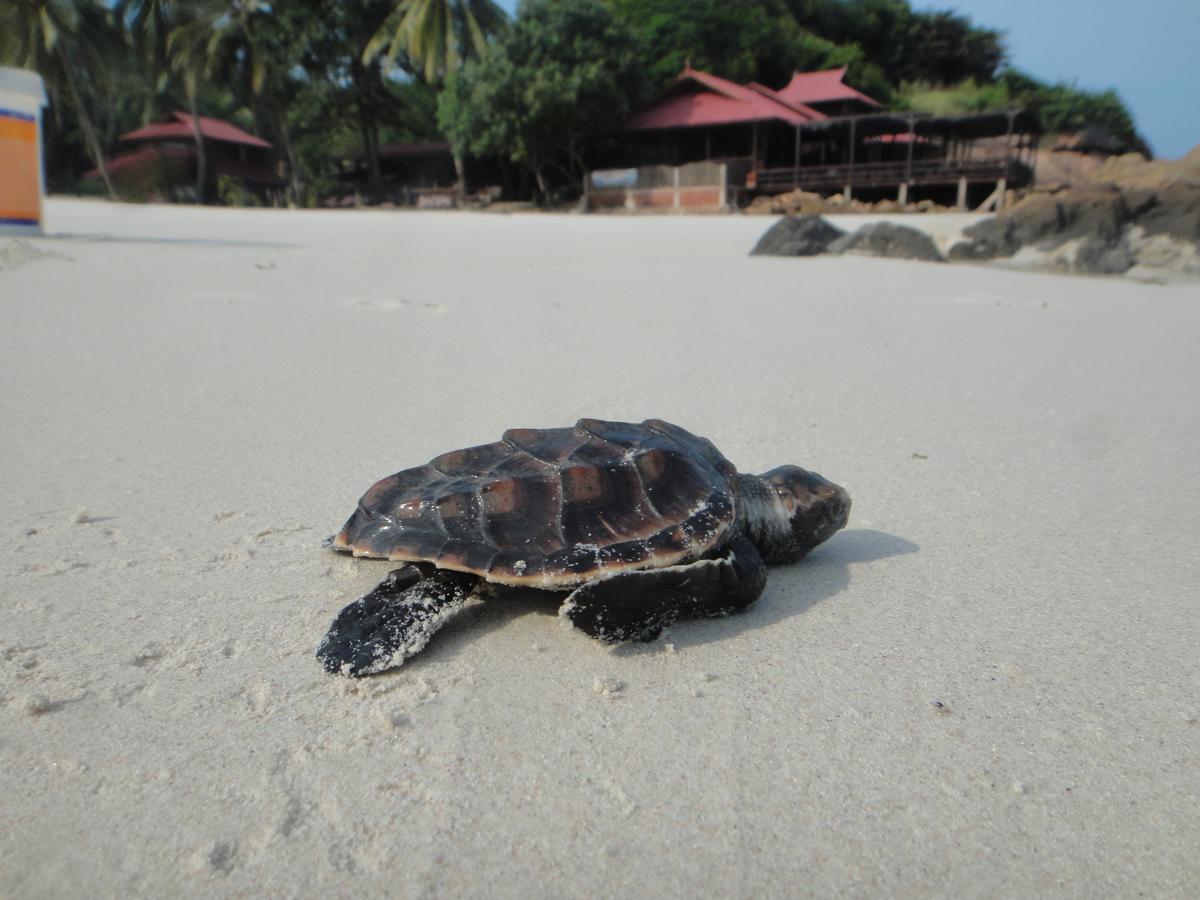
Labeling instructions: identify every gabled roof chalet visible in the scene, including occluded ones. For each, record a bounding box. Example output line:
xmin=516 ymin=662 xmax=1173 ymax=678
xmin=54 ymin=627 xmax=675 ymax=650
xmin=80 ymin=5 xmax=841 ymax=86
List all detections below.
xmin=120 ymin=111 xmax=272 ymax=149
xmin=625 ymin=66 xmax=827 ymax=131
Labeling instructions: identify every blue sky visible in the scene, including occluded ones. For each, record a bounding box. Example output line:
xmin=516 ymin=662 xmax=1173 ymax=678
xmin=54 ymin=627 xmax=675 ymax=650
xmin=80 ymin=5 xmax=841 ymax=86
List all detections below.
xmin=496 ymin=0 xmax=1198 ymax=159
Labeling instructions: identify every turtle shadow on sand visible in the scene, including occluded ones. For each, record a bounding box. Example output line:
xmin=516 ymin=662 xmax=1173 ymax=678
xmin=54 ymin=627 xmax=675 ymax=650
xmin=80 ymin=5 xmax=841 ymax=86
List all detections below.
xmin=395 ymin=528 xmax=919 ymax=664
xmin=627 ymin=527 xmax=918 ymax=653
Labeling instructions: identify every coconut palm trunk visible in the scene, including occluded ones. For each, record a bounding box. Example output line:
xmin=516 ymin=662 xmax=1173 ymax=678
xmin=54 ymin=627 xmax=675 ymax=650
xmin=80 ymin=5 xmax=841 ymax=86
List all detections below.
xmin=61 ymin=60 xmax=118 ymax=200
xmin=187 ymin=92 xmax=208 ymax=203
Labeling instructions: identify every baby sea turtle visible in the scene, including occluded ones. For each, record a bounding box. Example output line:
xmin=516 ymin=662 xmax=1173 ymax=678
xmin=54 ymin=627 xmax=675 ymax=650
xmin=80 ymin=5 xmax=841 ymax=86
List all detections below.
xmin=317 ymin=418 xmax=850 ymax=676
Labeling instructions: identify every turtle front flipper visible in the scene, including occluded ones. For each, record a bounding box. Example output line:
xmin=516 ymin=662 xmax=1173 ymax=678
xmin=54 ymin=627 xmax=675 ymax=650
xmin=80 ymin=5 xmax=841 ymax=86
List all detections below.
xmin=560 ymin=537 xmax=767 ymax=644
xmin=317 ymin=568 xmax=479 ymax=676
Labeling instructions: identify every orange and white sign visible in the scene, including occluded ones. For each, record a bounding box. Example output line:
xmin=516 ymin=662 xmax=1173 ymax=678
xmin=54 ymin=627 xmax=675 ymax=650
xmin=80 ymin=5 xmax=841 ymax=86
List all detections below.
xmin=0 ymin=68 xmax=48 ymax=233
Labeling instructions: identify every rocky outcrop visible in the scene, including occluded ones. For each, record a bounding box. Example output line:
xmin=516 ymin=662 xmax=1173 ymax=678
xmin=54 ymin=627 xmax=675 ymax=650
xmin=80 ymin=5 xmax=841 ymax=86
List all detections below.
xmin=750 ymin=215 xmax=846 ymax=256
xmin=828 ymin=222 xmax=944 ymax=262
xmin=948 ymin=181 xmax=1200 ymax=276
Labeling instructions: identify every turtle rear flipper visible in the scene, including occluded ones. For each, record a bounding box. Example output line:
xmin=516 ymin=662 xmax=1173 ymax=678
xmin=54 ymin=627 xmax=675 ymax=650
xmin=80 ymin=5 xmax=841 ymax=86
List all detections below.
xmin=317 ymin=568 xmax=478 ymax=676
xmin=560 ymin=537 xmax=766 ymax=643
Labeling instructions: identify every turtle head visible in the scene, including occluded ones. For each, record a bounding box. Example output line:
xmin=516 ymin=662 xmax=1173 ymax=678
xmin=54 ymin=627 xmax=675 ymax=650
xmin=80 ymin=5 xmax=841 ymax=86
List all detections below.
xmin=738 ymin=466 xmax=850 ymax=563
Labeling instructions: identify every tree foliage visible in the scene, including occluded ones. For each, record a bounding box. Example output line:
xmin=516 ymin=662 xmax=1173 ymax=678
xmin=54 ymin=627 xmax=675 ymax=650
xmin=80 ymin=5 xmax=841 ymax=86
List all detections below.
xmin=366 ymin=0 xmax=509 ymax=83
xmin=897 ymin=70 xmax=1148 ymax=154
xmin=999 ymin=70 xmax=1148 ymax=155
xmin=788 ymin=0 xmax=1006 ymax=86
xmin=438 ymin=0 xmax=644 ymax=198
xmin=0 ymin=0 xmax=123 ymax=196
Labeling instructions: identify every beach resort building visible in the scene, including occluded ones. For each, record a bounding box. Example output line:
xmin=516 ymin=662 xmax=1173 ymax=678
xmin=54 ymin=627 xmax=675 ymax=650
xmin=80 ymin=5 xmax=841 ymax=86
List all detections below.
xmin=589 ymin=66 xmax=1038 ymax=212
xmin=88 ymin=111 xmax=281 ymax=203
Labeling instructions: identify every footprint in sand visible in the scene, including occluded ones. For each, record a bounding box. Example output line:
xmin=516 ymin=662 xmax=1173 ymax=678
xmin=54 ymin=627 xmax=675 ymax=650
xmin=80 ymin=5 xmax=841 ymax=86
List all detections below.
xmin=346 ymin=297 xmax=447 ymax=313
xmin=0 ymin=239 xmax=72 ymax=271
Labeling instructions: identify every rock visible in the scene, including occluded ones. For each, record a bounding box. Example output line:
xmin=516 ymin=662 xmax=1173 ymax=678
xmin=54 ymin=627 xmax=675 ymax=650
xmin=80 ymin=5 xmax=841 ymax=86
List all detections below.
xmin=1048 ymin=127 xmax=1131 ymax=155
xmin=1073 ymin=235 xmax=1136 ymax=275
xmin=1096 ymin=146 xmax=1200 ymax=190
xmin=770 ymin=189 xmax=829 ymax=215
xmin=957 ymin=216 xmax=1016 ymax=258
xmin=750 ymin=215 xmax=846 ymax=257
xmin=1135 ymin=184 xmax=1200 ymax=242
xmin=1007 ymin=192 xmax=1067 ymax=246
xmin=1052 ymin=186 xmax=1129 ymax=246
xmin=1126 ymin=227 xmax=1200 ymax=276
xmin=743 ymin=195 xmax=778 ymax=216
xmin=947 ymin=239 xmax=999 ymax=262
xmin=828 ymin=222 xmax=944 ymax=262
xmin=944 ymin=175 xmax=1199 ymax=279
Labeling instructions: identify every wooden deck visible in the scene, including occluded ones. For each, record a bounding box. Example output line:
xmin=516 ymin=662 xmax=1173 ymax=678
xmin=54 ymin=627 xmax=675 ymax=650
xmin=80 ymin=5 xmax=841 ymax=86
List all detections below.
xmin=753 ymin=158 xmax=1024 ymax=194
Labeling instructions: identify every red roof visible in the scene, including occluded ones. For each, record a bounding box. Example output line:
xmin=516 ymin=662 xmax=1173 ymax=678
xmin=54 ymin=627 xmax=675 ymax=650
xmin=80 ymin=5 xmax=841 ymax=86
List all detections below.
xmin=86 ymin=142 xmax=282 ymax=185
xmin=774 ymin=67 xmax=881 ymax=109
xmin=625 ymin=67 xmax=827 ymax=131
xmin=120 ymin=111 xmax=273 ymax=149
xmin=84 ymin=144 xmax=190 ymax=178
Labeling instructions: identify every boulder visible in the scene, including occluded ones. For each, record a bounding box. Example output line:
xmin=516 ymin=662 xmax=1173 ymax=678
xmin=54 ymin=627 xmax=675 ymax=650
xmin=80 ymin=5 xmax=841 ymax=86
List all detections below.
xmin=1051 ymin=186 xmax=1129 ymax=246
xmin=1072 ymin=235 xmax=1136 ymax=275
xmin=827 ymin=222 xmax=944 ymax=262
xmin=1126 ymin=227 xmax=1200 ymax=276
xmin=770 ymin=189 xmax=829 ymax=215
xmin=743 ymin=195 xmax=779 ymax=216
xmin=1134 ymin=184 xmax=1200 ymax=242
xmin=1006 ymin=192 xmax=1067 ymax=246
xmin=750 ymin=215 xmax=846 ymax=257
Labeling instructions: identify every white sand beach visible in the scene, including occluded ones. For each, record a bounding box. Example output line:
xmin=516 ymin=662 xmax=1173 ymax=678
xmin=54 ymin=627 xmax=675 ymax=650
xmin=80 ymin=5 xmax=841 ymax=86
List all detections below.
xmin=2 ymin=199 xmax=1199 ymax=897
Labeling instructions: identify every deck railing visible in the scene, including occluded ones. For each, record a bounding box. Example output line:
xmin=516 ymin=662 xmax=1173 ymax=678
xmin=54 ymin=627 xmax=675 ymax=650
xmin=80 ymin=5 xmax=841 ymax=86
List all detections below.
xmin=754 ymin=158 xmax=1020 ymax=193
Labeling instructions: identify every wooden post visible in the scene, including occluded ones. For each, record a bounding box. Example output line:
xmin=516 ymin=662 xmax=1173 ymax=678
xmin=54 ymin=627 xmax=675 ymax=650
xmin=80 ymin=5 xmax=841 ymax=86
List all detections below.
xmin=793 ymin=123 xmax=801 ymax=189
xmin=903 ymin=114 xmax=915 ymax=208
xmin=956 ymin=176 xmax=968 ymax=209
xmin=898 ymin=182 xmax=908 ymax=205
xmin=1004 ymin=110 xmax=1015 ymax=182
xmin=845 ymin=116 xmax=857 ymax=200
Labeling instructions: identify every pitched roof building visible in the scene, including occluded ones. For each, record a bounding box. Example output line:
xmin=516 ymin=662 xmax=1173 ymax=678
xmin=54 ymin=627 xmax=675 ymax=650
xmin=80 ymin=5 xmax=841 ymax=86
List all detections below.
xmin=598 ymin=66 xmax=1037 ymax=211
xmin=88 ymin=111 xmax=280 ymax=202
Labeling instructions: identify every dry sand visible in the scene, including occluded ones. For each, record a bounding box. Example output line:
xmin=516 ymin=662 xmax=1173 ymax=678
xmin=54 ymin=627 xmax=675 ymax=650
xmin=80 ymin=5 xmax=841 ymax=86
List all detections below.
xmin=2 ymin=199 xmax=1198 ymax=898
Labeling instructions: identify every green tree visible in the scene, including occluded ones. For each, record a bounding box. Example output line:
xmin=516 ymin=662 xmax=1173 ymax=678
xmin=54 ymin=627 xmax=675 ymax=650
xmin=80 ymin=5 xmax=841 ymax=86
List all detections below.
xmin=998 ymin=69 xmax=1148 ymax=154
xmin=438 ymin=0 xmax=645 ymax=199
xmin=366 ymin=0 xmax=509 ymax=192
xmin=793 ymin=0 xmax=1006 ymax=86
xmin=610 ymin=0 xmax=808 ymax=89
xmin=0 ymin=0 xmax=121 ymax=197
xmin=278 ymin=0 xmax=401 ymax=200
xmin=115 ymin=0 xmax=173 ymax=119
xmin=367 ymin=0 xmax=508 ymax=82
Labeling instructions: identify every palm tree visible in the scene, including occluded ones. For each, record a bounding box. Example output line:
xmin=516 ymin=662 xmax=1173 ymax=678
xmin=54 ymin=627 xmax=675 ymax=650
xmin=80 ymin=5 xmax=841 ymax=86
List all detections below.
xmin=366 ymin=0 xmax=508 ymax=195
xmin=367 ymin=0 xmax=507 ymax=81
xmin=115 ymin=0 xmax=172 ymax=119
xmin=0 ymin=0 xmax=120 ymax=198
xmin=171 ymin=1 xmax=308 ymax=205
xmin=117 ymin=0 xmax=208 ymax=201
xmin=165 ymin=9 xmax=217 ymax=203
